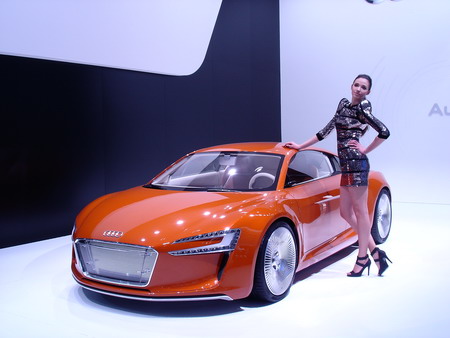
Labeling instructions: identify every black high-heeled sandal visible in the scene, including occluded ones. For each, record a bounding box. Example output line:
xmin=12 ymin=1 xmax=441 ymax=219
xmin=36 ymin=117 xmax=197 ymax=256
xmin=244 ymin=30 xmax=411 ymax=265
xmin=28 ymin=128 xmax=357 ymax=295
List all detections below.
xmin=371 ymin=247 xmax=392 ymax=276
xmin=347 ymin=254 xmax=371 ymax=277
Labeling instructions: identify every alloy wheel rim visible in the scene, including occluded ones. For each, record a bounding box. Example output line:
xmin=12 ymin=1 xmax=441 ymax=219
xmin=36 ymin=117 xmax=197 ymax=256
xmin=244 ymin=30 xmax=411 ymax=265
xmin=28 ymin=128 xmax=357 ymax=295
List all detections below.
xmin=376 ymin=193 xmax=392 ymax=239
xmin=263 ymin=227 xmax=296 ymax=295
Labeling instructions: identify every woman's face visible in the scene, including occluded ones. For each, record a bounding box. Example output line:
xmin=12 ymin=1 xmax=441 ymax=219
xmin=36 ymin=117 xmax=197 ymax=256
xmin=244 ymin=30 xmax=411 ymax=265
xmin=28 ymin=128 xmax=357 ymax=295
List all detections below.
xmin=351 ymin=77 xmax=371 ymax=103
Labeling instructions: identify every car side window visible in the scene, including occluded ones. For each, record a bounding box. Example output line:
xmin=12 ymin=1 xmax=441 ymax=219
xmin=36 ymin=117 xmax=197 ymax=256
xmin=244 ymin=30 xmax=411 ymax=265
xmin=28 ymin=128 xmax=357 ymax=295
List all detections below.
xmin=285 ymin=150 xmax=333 ymax=187
xmin=328 ymin=155 xmax=341 ymax=173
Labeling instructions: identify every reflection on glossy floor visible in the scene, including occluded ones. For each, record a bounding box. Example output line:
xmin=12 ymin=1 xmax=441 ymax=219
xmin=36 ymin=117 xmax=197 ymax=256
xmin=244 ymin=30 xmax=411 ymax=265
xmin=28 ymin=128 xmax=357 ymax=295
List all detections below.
xmin=1 ymin=202 xmax=449 ymax=338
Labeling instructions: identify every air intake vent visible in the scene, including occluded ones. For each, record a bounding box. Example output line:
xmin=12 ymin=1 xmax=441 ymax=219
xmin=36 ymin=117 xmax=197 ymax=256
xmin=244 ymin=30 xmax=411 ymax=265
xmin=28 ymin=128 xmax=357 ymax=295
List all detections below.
xmin=75 ymin=239 xmax=158 ymax=287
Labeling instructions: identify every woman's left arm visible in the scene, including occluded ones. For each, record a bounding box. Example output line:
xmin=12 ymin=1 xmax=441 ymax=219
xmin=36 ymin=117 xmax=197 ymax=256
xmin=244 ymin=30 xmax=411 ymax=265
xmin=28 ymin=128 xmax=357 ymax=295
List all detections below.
xmin=348 ymin=100 xmax=390 ymax=154
xmin=359 ymin=100 xmax=390 ymax=140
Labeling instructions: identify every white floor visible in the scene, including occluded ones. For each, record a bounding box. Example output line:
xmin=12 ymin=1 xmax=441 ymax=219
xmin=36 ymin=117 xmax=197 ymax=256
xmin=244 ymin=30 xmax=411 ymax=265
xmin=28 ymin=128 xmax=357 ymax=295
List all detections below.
xmin=1 ymin=202 xmax=450 ymax=338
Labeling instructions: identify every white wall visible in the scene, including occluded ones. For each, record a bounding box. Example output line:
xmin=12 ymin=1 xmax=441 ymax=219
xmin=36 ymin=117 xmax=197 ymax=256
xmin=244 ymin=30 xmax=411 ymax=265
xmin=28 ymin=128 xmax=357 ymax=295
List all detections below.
xmin=0 ymin=0 xmax=222 ymax=75
xmin=280 ymin=0 xmax=450 ymax=204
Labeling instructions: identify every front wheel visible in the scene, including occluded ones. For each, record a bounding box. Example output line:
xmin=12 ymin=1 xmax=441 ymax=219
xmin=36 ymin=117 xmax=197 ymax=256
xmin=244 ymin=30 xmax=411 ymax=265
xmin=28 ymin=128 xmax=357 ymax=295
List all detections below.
xmin=251 ymin=221 xmax=297 ymax=302
xmin=371 ymin=188 xmax=392 ymax=244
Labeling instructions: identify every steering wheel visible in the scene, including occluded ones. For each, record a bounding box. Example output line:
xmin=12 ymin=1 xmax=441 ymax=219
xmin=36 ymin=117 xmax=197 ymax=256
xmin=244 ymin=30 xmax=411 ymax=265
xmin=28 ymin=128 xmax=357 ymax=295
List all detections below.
xmin=249 ymin=173 xmax=275 ymax=189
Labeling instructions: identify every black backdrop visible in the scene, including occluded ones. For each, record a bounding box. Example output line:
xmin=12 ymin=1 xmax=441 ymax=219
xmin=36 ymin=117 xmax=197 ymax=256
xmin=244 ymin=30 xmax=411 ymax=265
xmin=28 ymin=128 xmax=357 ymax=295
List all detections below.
xmin=0 ymin=0 xmax=281 ymax=248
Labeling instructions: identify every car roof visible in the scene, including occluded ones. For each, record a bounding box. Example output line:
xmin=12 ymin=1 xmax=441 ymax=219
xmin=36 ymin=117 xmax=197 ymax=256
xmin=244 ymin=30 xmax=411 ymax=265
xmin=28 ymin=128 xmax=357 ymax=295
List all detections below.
xmin=193 ymin=142 xmax=337 ymax=158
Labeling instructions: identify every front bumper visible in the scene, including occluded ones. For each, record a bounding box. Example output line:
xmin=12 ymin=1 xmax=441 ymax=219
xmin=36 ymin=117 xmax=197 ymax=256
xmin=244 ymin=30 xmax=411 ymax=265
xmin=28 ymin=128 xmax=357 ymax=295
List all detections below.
xmin=71 ymin=239 xmax=256 ymax=301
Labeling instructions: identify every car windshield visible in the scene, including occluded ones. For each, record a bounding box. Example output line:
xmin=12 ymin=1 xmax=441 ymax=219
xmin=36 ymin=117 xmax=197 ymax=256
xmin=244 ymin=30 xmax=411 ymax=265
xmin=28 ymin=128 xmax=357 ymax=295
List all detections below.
xmin=147 ymin=152 xmax=283 ymax=191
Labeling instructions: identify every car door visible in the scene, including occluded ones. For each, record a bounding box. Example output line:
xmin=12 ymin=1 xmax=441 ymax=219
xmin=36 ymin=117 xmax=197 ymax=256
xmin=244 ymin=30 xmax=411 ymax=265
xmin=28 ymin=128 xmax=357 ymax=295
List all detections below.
xmin=285 ymin=150 xmax=348 ymax=253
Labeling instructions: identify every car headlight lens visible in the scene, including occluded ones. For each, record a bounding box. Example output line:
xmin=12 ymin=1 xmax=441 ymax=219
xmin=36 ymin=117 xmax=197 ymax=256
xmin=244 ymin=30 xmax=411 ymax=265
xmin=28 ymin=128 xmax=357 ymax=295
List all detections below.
xmin=168 ymin=229 xmax=241 ymax=256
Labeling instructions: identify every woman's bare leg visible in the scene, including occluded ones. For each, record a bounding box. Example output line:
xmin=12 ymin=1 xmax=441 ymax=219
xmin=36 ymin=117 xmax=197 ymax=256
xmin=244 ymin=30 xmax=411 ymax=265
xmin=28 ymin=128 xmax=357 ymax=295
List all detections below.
xmin=340 ymin=186 xmax=376 ymax=274
xmin=340 ymin=189 xmax=378 ymax=250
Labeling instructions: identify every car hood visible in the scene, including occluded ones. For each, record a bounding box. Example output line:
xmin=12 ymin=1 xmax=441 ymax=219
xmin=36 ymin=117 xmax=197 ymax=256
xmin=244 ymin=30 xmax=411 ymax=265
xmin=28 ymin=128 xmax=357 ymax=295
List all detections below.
xmin=75 ymin=186 xmax=274 ymax=247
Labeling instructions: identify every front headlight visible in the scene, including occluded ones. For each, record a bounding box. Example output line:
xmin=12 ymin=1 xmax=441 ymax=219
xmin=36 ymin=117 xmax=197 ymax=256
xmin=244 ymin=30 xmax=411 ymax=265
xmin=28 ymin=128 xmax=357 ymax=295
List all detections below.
xmin=168 ymin=229 xmax=241 ymax=256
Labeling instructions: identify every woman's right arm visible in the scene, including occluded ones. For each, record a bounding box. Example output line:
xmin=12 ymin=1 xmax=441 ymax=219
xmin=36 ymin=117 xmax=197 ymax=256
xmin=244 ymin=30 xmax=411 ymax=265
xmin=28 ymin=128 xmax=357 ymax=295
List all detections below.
xmin=284 ymin=135 xmax=319 ymax=150
xmin=284 ymin=99 xmax=342 ymax=151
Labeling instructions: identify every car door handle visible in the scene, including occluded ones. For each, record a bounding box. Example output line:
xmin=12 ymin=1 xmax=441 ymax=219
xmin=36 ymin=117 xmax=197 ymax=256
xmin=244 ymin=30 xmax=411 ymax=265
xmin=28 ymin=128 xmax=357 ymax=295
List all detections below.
xmin=315 ymin=195 xmax=340 ymax=204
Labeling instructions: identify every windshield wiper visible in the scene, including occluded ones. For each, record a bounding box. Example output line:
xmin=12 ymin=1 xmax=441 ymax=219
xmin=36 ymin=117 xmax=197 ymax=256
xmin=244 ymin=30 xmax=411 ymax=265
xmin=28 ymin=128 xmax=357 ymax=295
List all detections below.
xmin=206 ymin=188 xmax=241 ymax=192
xmin=143 ymin=184 xmax=167 ymax=190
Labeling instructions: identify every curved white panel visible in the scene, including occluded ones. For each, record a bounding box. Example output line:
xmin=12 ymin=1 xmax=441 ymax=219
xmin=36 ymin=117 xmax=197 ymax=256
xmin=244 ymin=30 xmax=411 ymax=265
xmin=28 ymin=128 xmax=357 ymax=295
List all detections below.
xmin=0 ymin=0 xmax=222 ymax=75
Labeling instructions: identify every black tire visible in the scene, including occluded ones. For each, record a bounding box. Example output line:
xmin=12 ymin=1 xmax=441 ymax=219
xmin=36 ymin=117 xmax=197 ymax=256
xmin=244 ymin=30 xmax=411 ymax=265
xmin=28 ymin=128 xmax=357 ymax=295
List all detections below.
xmin=371 ymin=188 xmax=392 ymax=244
xmin=251 ymin=221 xmax=298 ymax=302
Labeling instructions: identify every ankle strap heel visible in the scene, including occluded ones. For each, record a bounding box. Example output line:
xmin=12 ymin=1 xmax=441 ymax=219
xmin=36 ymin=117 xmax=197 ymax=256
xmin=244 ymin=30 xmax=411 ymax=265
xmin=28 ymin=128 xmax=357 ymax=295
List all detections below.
xmin=371 ymin=248 xmax=392 ymax=276
xmin=347 ymin=254 xmax=371 ymax=277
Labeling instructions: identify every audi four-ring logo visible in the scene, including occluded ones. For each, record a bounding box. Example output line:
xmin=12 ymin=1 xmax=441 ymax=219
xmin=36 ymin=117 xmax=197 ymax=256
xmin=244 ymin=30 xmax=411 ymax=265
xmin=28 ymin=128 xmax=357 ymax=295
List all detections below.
xmin=103 ymin=230 xmax=124 ymax=238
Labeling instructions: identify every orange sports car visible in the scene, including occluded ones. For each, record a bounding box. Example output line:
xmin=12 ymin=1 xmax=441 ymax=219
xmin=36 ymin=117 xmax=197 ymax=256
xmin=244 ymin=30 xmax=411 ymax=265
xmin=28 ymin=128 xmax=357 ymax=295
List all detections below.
xmin=71 ymin=142 xmax=392 ymax=302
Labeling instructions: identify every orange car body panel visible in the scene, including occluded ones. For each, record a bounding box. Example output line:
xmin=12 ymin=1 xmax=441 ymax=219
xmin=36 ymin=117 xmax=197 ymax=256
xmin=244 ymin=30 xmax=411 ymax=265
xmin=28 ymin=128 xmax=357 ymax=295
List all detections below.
xmin=71 ymin=142 xmax=389 ymax=300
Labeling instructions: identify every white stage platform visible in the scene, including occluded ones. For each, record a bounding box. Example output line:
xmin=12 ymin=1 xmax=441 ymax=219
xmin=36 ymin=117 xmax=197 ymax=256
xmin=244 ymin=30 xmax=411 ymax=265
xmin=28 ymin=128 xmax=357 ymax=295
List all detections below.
xmin=1 ymin=202 xmax=449 ymax=338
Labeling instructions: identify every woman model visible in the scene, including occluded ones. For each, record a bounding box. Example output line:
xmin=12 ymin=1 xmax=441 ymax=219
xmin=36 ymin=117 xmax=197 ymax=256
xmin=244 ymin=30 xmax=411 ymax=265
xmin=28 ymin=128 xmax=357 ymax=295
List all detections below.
xmin=284 ymin=74 xmax=391 ymax=277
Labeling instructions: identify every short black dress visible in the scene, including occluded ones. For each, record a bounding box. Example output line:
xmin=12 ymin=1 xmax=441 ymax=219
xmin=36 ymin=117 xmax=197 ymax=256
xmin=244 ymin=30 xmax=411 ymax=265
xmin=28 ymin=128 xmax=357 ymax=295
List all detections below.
xmin=316 ymin=98 xmax=390 ymax=187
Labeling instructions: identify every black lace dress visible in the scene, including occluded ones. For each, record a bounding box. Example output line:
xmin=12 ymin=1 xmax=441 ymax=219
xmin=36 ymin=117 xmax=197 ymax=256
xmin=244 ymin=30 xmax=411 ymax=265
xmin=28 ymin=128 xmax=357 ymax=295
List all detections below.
xmin=316 ymin=98 xmax=390 ymax=187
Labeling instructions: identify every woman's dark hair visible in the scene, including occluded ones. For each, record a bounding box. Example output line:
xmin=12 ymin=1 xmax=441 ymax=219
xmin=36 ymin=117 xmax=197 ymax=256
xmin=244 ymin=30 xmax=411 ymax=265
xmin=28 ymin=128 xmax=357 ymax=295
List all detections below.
xmin=354 ymin=74 xmax=372 ymax=90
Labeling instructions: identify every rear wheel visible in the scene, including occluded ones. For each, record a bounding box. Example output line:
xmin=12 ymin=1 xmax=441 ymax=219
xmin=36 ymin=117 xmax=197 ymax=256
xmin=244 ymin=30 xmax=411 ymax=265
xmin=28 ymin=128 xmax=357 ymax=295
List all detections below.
xmin=251 ymin=221 xmax=297 ymax=302
xmin=371 ymin=188 xmax=392 ymax=244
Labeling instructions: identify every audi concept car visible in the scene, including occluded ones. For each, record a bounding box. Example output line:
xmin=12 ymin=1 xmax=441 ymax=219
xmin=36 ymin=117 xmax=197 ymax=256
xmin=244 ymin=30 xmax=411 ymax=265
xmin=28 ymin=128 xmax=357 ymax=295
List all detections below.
xmin=71 ymin=142 xmax=392 ymax=302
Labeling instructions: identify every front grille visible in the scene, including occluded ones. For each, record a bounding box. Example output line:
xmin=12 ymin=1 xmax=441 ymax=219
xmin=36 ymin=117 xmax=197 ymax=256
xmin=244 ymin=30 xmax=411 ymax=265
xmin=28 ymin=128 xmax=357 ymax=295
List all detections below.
xmin=75 ymin=239 xmax=158 ymax=287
